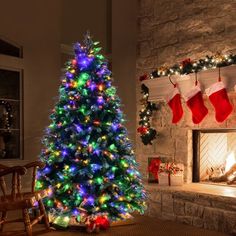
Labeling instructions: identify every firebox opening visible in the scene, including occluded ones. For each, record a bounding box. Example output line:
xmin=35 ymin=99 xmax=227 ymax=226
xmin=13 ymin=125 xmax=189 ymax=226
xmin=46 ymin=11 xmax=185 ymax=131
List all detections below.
xmin=192 ymin=129 xmax=236 ymax=186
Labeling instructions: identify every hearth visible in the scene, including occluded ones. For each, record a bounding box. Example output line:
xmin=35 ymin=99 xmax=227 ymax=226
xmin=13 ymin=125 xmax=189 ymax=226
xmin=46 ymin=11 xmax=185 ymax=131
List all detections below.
xmin=192 ymin=129 xmax=236 ymax=186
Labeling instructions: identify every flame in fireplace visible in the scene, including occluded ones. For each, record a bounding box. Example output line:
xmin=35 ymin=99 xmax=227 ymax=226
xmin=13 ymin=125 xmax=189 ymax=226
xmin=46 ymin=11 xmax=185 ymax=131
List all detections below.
xmin=225 ymin=152 xmax=236 ymax=173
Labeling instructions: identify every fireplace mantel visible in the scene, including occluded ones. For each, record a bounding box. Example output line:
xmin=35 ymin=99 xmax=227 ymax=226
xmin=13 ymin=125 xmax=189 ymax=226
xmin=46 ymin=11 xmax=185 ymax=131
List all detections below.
xmin=143 ymin=65 xmax=236 ymax=101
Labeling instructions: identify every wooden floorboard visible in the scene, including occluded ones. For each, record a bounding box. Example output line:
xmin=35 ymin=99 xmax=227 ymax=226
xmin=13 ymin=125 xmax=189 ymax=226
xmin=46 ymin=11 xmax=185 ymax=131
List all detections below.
xmin=0 ymin=213 xmax=228 ymax=236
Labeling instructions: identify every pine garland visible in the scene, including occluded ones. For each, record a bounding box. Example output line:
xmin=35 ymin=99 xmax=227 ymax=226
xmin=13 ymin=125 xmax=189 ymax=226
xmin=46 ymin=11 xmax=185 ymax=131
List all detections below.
xmin=140 ymin=53 xmax=236 ymax=81
xmin=137 ymin=84 xmax=157 ymax=145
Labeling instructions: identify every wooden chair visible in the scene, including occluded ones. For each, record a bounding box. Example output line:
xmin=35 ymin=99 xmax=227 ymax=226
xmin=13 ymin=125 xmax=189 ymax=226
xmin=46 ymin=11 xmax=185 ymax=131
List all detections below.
xmin=0 ymin=161 xmax=51 ymax=236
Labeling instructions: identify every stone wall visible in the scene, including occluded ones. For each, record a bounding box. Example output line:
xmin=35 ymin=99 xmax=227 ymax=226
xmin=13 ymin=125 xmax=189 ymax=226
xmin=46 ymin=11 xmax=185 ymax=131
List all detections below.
xmin=146 ymin=185 xmax=236 ymax=234
xmin=138 ymin=93 xmax=236 ymax=182
xmin=136 ymin=0 xmax=236 ymax=179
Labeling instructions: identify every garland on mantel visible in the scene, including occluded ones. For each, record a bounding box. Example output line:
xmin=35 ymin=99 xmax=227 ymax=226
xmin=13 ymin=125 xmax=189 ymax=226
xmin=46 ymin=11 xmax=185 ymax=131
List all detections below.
xmin=140 ymin=53 xmax=236 ymax=81
xmin=138 ymin=53 xmax=236 ymax=145
xmin=137 ymin=84 xmax=157 ymax=145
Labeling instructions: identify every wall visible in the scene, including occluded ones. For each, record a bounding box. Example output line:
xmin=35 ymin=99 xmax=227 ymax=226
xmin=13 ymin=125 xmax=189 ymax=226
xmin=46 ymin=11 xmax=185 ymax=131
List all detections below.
xmin=146 ymin=185 xmax=236 ymax=234
xmin=0 ymin=0 xmax=62 ymax=164
xmin=112 ymin=0 xmax=137 ymax=145
xmin=61 ymin=0 xmax=138 ymax=146
xmin=136 ymin=0 xmax=236 ymax=178
xmin=61 ymin=0 xmax=109 ymax=53
xmin=0 ymin=0 xmax=138 ymax=166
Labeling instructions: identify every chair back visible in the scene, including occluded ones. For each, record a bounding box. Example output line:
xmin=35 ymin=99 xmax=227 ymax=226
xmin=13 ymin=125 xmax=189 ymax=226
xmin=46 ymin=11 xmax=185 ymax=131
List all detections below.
xmin=23 ymin=161 xmax=45 ymax=193
xmin=0 ymin=165 xmax=27 ymax=200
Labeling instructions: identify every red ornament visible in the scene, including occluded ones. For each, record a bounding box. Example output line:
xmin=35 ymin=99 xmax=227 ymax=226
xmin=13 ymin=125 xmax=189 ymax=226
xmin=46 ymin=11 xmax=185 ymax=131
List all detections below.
xmin=95 ymin=216 xmax=110 ymax=230
xmin=86 ymin=215 xmax=110 ymax=233
xmin=181 ymin=58 xmax=192 ymax=67
xmin=137 ymin=126 xmax=148 ymax=135
xmin=139 ymin=74 xmax=148 ymax=82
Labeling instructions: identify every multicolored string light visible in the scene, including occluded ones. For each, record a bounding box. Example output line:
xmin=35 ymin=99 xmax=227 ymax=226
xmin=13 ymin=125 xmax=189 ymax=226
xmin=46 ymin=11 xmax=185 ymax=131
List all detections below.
xmin=140 ymin=53 xmax=236 ymax=80
xmin=36 ymin=33 xmax=146 ymax=227
xmin=137 ymin=84 xmax=157 ymax=145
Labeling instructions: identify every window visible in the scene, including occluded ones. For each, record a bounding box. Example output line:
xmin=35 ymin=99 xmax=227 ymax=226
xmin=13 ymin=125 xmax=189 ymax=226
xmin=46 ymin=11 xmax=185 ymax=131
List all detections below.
xmin=0 ymin=39 xmax=22 ymax=58
xmin=0 ymin=38 xmax=23 ymax=159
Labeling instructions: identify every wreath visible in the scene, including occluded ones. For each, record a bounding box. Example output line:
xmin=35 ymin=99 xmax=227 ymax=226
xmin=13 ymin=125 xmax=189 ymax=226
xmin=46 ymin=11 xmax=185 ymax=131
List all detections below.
xmin=0 ymin=100 xmax=13 ymax=131
xmin=0 ymin=100 xmax=13 ymax=158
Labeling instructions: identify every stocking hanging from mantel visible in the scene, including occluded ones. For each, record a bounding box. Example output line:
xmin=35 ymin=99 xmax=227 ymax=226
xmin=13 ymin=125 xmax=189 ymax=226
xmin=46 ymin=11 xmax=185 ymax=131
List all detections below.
xmin=184 ymin=74 xmax=208 ymax=124
xmin=205 ymin=77 xmax=233 ymax=123
xmin=166 ymin=82 xmax=183 ymax=124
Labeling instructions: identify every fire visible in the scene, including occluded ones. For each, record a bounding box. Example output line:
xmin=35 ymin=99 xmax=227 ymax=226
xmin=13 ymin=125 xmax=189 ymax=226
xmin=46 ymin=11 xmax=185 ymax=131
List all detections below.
xmin=225 ymin=152 xmax=236 ymax=172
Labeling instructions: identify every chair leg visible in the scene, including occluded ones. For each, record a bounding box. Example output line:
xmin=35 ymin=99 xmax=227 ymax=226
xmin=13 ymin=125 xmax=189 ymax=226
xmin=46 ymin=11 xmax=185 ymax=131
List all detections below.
xmin=38 ymin=199 xmax=50 ymax=229
xmin=0 ymin=211 xmax=7 ymax=231
xmin=22 ymin=208 xmax=32 ymax=236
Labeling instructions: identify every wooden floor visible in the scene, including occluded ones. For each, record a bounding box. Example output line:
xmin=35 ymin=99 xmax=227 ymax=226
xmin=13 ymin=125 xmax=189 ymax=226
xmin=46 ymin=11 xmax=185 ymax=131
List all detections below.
xmin=0 ymin=214 xmax=228 ymax=236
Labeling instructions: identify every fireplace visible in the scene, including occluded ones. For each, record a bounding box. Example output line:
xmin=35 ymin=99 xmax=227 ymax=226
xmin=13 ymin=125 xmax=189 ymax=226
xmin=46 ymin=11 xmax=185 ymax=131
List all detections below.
xmin=138 ymin=68 xmax=236 ymax=234
xmin=192 ymin=129 xmax=236 ymax=185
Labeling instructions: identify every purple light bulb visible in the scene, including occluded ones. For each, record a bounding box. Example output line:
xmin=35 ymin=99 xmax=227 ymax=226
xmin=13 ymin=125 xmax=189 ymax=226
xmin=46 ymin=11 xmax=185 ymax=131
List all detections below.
xmin=97 ymin=96 xmax=104 ymax=104
xmin=89 ymin=82 xmax=96 ymax=91
xmin=87 ymin=196 xmax=94 ymax=205
xmin=66 ymin=72 xmax=73 ymax=79
xmin=75 ymin=124 xmax=82 ymax=132
xmin=79 ymin=188 xmax=85 ymax=196
xmin=43 ymin=167 xmax=51 ymax=174
xmin=111 ymin=123 xmax=118 ymax=131
xmin=62 ymin=150 xmax=67 ymax=156
xmin=73 ymin=209 xmax=79 ymax=215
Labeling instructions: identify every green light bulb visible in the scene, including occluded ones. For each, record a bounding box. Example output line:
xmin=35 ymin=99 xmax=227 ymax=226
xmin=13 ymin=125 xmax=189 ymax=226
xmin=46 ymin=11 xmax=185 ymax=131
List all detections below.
xmin=96 ymin=177 xmax=103 ymax=184
xmin=109 ymin=144 xmax=116 ymax=151
xmin=96 ymin=54 xmax=104 ymax=60
xmin=46 ymin=199 xmax=54 ymax=207
xmin=106 ymin=87 xmax=116 ymax=96
xmin=77 ymin=73 xmax=89 ymax=87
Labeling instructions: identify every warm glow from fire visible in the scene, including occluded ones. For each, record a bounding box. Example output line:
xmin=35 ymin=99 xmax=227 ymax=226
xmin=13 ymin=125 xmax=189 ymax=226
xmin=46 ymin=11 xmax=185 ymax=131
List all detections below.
xmin=225 ymin=152 xmax=236 ymax=172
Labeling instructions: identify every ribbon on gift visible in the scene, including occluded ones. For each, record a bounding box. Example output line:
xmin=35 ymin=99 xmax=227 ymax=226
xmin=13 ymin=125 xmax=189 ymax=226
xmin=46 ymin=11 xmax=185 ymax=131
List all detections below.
xmin=148 ymin=159 xmax=161 ymax=180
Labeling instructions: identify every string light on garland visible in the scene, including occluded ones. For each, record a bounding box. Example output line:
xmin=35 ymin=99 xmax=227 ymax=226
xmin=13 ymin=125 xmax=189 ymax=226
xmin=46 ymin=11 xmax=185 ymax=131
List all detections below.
xmin=137 ymin=84 xmax=157 ymax=145
xmin=139 ymin=53 xmax=236 ymax=81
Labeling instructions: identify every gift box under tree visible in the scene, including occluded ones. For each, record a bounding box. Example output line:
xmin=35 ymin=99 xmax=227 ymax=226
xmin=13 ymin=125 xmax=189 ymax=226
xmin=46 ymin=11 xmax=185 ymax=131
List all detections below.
xmin=158 ymin=162 xmax=184 ymax=186
xmin=168 ymin=163 xmax=184 ymax=186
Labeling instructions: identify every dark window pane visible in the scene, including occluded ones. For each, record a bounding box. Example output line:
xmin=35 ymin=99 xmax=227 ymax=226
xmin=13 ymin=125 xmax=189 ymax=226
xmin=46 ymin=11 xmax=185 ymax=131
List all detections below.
xmin=0 ymin=130 xmax=20 ymax=159
xmin=0 ymin=68 xmax=22 ymax=159
xmin=0 ymin=101 xmax=19 ymax=129
xmin=0 ymin=69 xmax=20 ymax=100
xmin=0 ymin=39 xmax=21 ymax=57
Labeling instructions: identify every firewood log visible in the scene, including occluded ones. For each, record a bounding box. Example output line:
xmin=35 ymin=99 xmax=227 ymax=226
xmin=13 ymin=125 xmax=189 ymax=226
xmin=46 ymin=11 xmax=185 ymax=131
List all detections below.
xmin=210 ymin=163 xmax=236 ymax=182
xmin=227 ymin=176 xmax=236 ymax=185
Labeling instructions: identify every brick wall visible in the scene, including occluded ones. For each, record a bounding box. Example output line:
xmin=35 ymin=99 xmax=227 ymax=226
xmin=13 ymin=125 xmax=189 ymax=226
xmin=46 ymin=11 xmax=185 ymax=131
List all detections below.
xmin=136 ymin=0 xmax=236 ymax=179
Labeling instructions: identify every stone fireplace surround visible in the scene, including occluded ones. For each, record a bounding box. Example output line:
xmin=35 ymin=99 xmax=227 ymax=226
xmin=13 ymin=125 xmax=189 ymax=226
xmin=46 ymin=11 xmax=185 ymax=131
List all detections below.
xmin=140 ymin=65 xmax=236 ymax=234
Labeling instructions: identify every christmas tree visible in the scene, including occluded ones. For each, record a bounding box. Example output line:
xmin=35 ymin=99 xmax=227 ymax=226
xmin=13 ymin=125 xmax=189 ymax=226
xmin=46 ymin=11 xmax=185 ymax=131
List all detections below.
xmin=36 ymin=34 xmax=146 ymax=229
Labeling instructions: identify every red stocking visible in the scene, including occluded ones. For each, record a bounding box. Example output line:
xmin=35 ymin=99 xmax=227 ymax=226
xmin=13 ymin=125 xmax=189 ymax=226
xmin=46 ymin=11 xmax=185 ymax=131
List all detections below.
xmin=167 ymin=85 xmax=183 ymax=124
xmin=205 ymin=81 xmax=233 ymax=122
xmin=184 ymin=85 xmax=208 ymax=124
